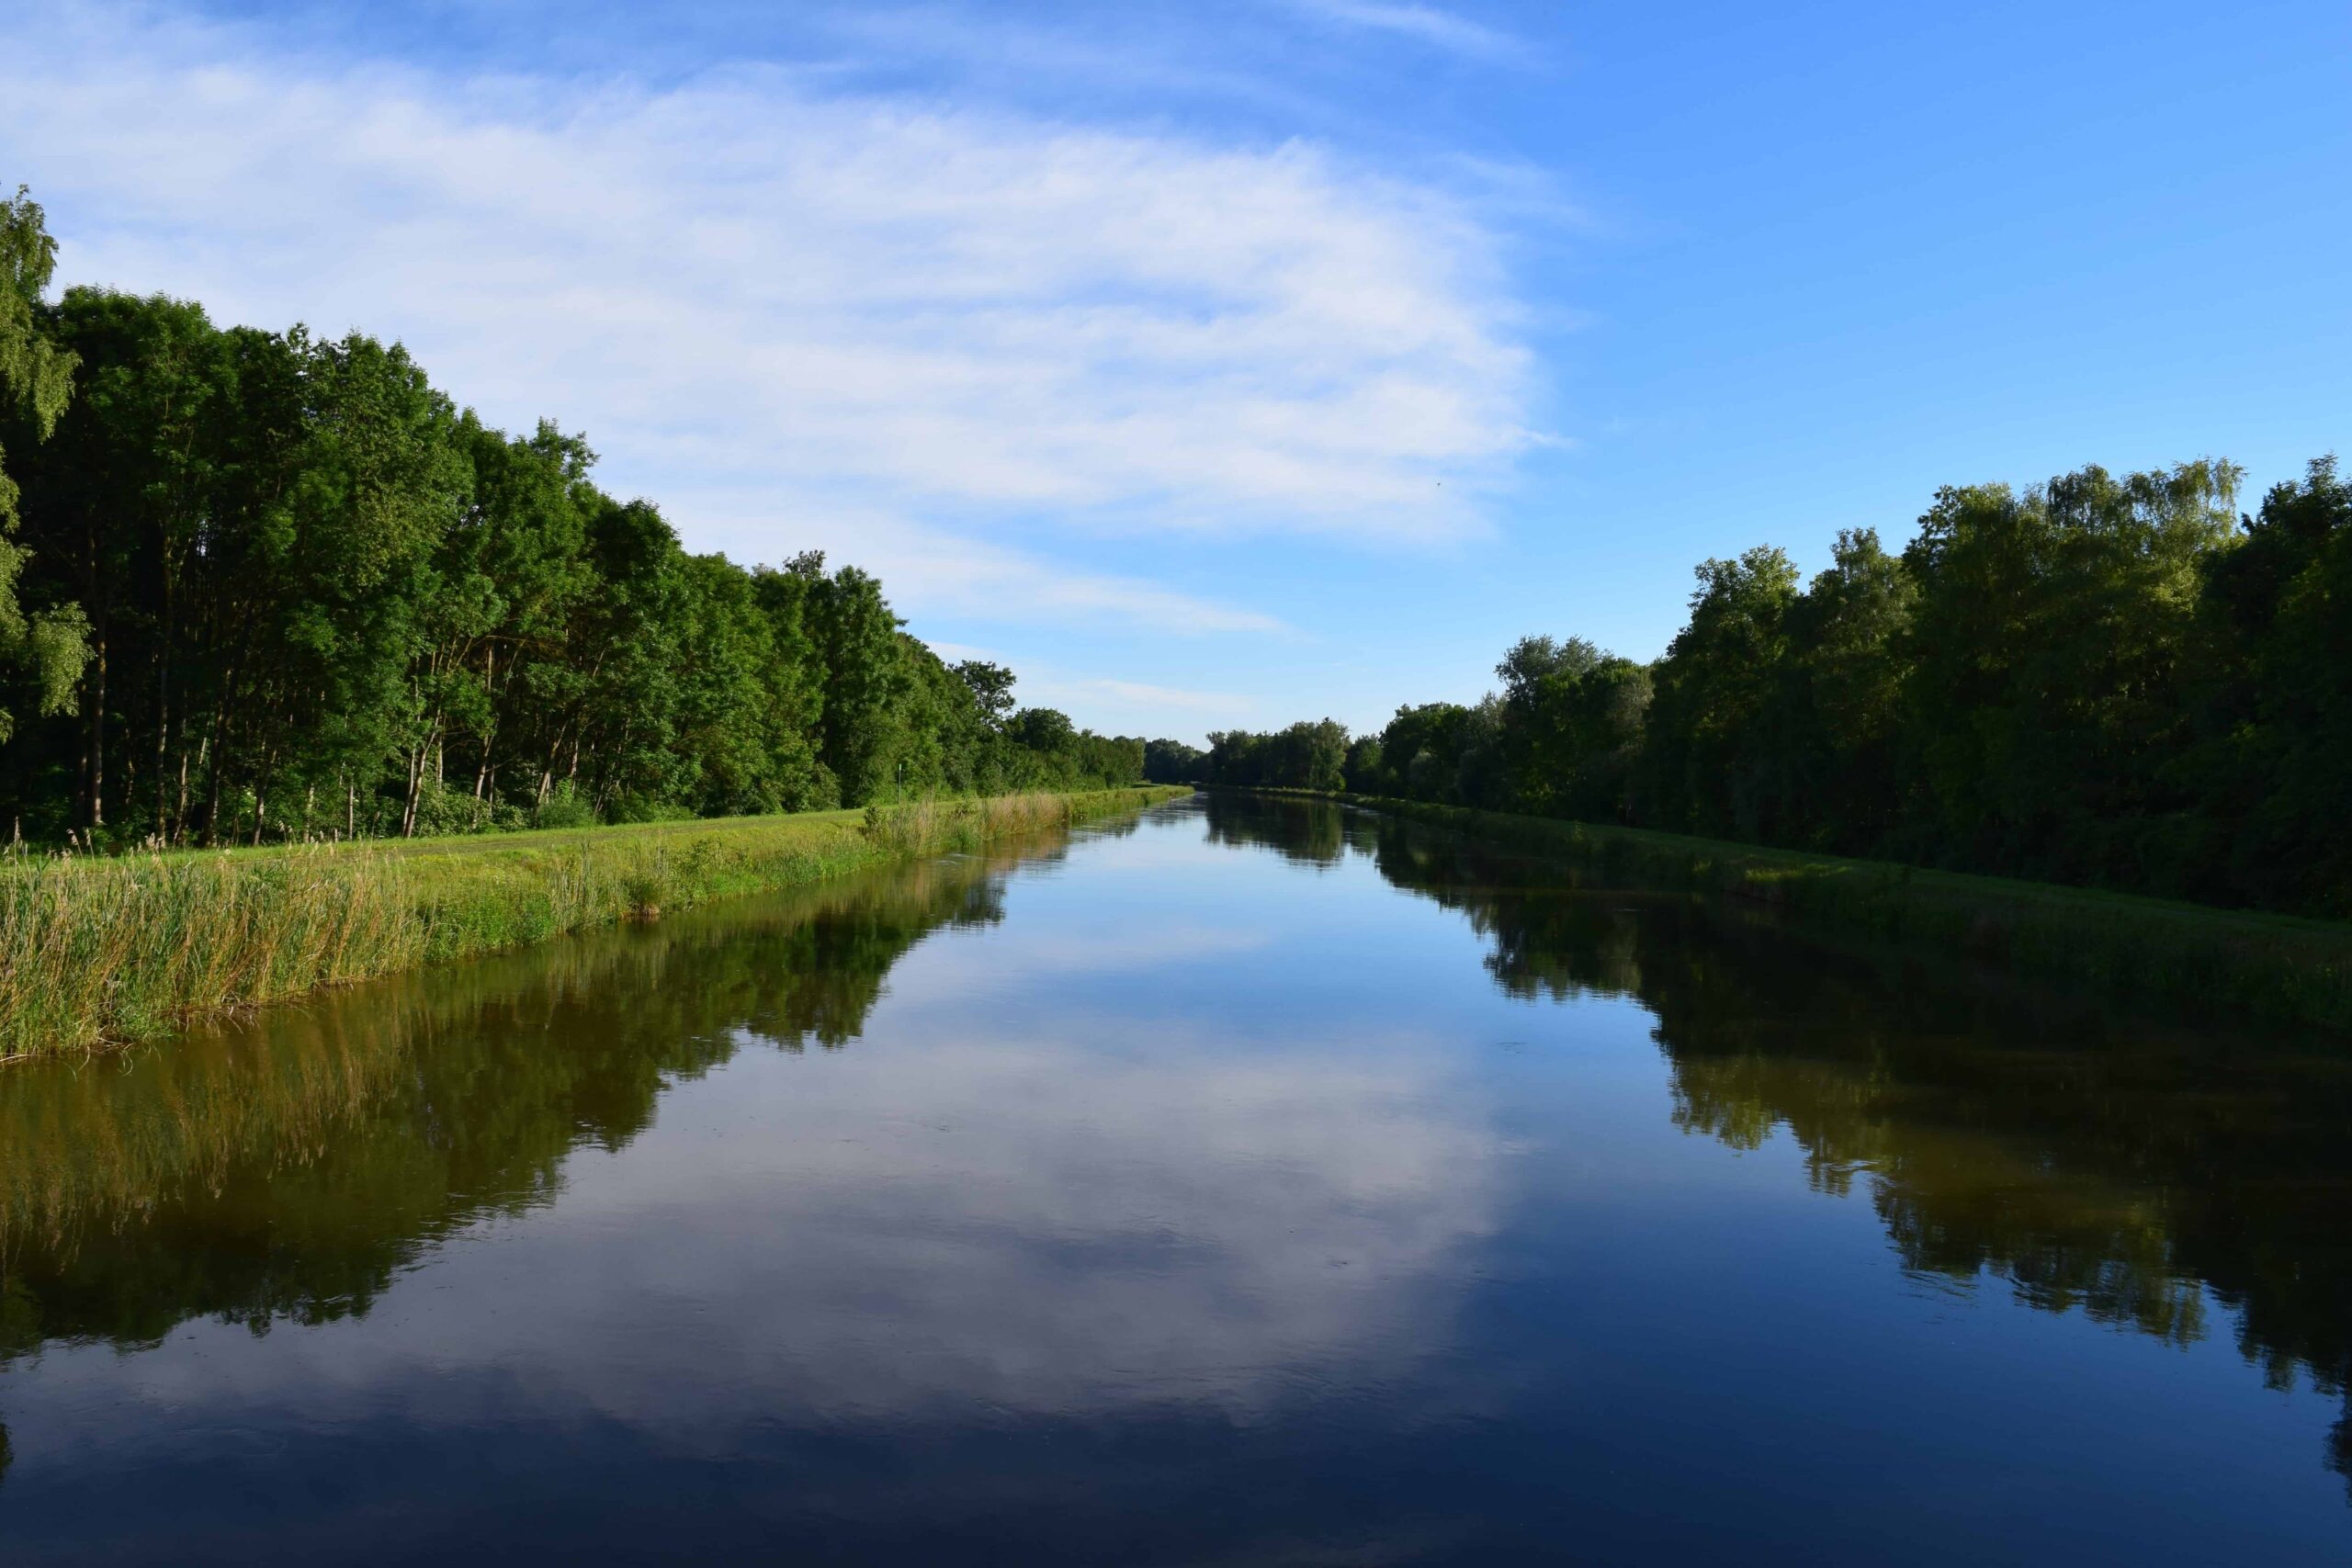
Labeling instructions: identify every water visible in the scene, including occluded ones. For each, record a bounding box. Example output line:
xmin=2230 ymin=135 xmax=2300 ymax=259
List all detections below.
xmin=2 ymin=795 xmax=2347 ymax=1563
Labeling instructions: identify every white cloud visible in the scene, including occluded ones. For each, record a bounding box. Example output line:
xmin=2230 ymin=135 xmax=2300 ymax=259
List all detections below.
xmin=1284 ymin=0 xmax=1519 ymax=60
xmin=910 ymin=637 xmax=1258 ymax=729
xmin=17 ymin=1019 xmax=1505 ymax=1439
xmin=684 ymin=493 xmax=1290 ymax=635
xmin=1072 ymin=676 xmax=1252 ymax=711
xmin=0 ymin=4 xmax=1537 ymax=619
xmin=1021 ymin=671 xmax=1254 ymax=727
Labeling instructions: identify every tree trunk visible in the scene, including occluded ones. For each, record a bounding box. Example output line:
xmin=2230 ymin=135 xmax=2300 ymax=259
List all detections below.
xmin=202 ymin=709 xmax=225 ymax=845
xmin=154 ymin=565 xmax=174 ymax=840
xmin=178 ymin=740 xmax=198 ymax=847
xmin=85 ymin=619 xmax=107 ymax=830
xmin=401 ymin=746 xmax=424 ymax=838
xmin=401 ymin=713 xmax=442 ymax=838
xmin=250 ymin=744 xmax=278 ymax=847
xmin=474 ymin=645 xmax=499 ymax=800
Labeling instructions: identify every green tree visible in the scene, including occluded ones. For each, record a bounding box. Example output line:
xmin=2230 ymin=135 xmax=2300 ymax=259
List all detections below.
xmin=1640 ymin=546 xmax=1800 ymax=839
xmin=955 ymin=660 xmax=1016 ymax=729
xmin=803 ymin=558 xmax=911 ymax=805
xmin=2190 ymin=457 xmax=2352 ymax=911
xmin=0 ymin=186 xmax=89 ymax=747
xmin=1144 ymin=737 xmax=1206 ymax=784
xmin=1773 ymin=527 xmax=1914 ymax=850
xmin=1900 ymin=462 xmax=2235 ymax=884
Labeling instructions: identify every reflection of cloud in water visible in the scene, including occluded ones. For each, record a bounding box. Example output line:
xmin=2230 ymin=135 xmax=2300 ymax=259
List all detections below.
xmin=899 ymin=921 xmax=1278 ymax=988
xmin=26 ymin=1024 xmax=1500 ymax=1444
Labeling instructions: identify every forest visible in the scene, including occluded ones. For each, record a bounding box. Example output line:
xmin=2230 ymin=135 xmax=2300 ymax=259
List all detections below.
xmin=0 ymin=187 xmax=1162 ymax=847
xmin=1210 ymin=454 xmax=2352 ymax=920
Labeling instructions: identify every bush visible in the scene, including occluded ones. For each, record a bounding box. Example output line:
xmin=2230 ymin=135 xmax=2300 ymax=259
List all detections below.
xmin=412 ymin=783 xmax=494 ymax=838
xmin=534 ymin=783 xmax=596 ymax=830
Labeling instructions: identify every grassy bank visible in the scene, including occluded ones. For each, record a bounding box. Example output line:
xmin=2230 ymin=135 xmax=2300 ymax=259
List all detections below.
xmin=0 ymin=786 xmax=1191 ymax=1059
xmin=0 ymin=838 xmax=1039 ymax=1253
xmin=1247 ymin=788 xmax=2352 ymax=1032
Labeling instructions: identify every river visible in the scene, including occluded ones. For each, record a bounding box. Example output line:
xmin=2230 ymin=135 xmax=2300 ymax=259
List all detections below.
xmin=1 ymin=793 xmax=2346 ymax=1562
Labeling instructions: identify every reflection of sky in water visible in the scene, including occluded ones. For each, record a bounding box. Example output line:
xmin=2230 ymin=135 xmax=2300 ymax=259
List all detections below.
xmin=3 ymin=800 xmax=2349 ymax=1564
xmin=38 ymin=1021 xmax=1503 ymax=1436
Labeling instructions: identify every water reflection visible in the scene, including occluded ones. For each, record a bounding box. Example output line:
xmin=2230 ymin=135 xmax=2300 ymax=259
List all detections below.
xmin=0 ymin=843 xmax=1018 ymax=1358
xmin=0 ymin=812 xmax=1505 ymax=1555
xmin=1209 ymin=792 xmax=2352 ymax=1495
xmin=0 ymin=797 xmax=2346 ymax=1560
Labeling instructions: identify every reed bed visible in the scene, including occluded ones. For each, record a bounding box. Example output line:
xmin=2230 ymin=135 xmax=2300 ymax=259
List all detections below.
xmin=0 ymin=832 xmax=1057 ymax=1261
xmin=0 ymin=786 xmax=1189 ymax=1059
xmin=1246 ymin=787 xmax=2352 ymax=1033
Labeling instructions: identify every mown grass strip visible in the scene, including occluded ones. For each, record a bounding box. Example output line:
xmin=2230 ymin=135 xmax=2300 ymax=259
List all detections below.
xmin=1245 ymin=788 xmax=2352 ymax=1033
xmin=0 ymin=786 xmax=1192 ymax=1060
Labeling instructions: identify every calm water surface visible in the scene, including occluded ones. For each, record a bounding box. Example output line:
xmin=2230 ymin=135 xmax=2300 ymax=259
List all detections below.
xmin=3 ymin=795 xmax=2349 ymax=1563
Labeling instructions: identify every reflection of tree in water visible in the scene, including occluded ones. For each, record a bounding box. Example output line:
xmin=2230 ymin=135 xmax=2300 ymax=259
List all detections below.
xmin=1202 ymin=791 xmax=1347 ymax=866
xmin=1217 ymin=793 xmax=2352 ymax=1498
xmin=0 ymin=843 xmax=1027 ymax=1368
xmin=1204 ymin=794 xmax=1649 ymax=998
xmin=1626 ymin=919 xmax=2352 ymax=1437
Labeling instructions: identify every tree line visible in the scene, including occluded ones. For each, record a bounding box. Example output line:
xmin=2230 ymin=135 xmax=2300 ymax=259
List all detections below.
xmin=1211 ymin=454 xmax=2352 ymax=919
xmin=0 ymin=187 xmax=1170 ymax=846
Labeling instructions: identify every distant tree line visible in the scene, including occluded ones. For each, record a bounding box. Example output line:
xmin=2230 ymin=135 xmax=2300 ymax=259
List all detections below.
xmin=1142 ymin=737 xmax=1209 ymax=785
xmin=1212 ymin=455 xmax=2352 ymax=919
xmin=0 ymin=187 xmax=1180 ymax=845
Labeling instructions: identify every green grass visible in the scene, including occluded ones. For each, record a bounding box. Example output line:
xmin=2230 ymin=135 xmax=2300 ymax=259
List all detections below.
xmin=1256 ymin=787 xmax=2352 ymax=1033
xmin=0 ymin=786 xmax=1193 ymax=1060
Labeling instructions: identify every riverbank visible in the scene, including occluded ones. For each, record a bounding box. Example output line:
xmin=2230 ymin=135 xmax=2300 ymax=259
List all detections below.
xmin=0 ymin=786 xmax=1192 ymax=1059
xmin=1240 ymin=788 xmax=2352 ymax=1032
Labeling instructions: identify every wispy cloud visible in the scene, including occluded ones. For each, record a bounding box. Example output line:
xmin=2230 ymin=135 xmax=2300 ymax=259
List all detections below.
xmin=1077 ymin=677 xmax=1253 ymax=711
xmin=683 ymin=498 xmax=1289 ymax=636
xmin=1283 ymin=0 xmax=1520 ymax=61
xmin=2 ymin=6 xmax=1533 ymax=575
xmin=911 ymin=639 xmax=1257 ymax=731
xmin=1018 ymin=675 xmax=1260 ymax=728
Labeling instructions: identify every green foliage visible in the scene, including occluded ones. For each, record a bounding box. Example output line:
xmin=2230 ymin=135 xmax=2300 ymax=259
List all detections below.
xmin=1641 ymin=545 xmax=1801 ymax=840
xmin=534 ymin=780 xmax=597 ymax=830
xmin=954 ymin=660 xmax=1017 ymax=728
xmin=0 ymin=186 xmax=90 ymax=744
xmin=1143 ymin=737 xmax=1207 ymax=784
xmin=1223 ymin=451 xmax=2352 ymax=919
xmin=1205 ymin=718 xmax=1348 ymax=793
xmin=0 ymin=785 xmax=1189 ymax=1057
xmin=0 ymin=196 xmax=1155 ymax=844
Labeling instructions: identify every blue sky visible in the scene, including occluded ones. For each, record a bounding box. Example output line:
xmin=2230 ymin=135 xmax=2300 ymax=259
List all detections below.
xmin=5 ymin=1 xmax=2346 ymax=740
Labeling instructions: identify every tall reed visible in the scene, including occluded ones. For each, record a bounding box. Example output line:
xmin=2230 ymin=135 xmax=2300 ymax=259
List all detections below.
xmin=0 ymin=786 xmax=1189 ymax=1059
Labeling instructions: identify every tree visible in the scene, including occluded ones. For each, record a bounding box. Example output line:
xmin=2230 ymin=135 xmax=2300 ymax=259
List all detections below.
xmin=804 ymin=562 xmax=910 ymax=805
xmin=2189 ymin=457 xmax=2352 ymax=911
xmin=0 ymin=186 xmax=89 ymax=746
xmin=1144 ymin=737 xmax=1206 ymax=784
xmin=954 ymin=660 xmax=1017 ymax=730
xmin=0 ymin=198 xmax=1159 ymax=846
xmin=1496 ymin=634 xmax=1602 ymax=708
xmin=1639 ymin=546 xmax=1800 ymax=839
xmin=1899 ymin=462 xmax=2236 ymax=883
xmin=1007 ymin=705 xmax=1076 ymax=756
xmin=1495 ymin=635 xmax=1646 ymax=820
xmin=1774 ymin=527 xmax=1913 ymax=850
